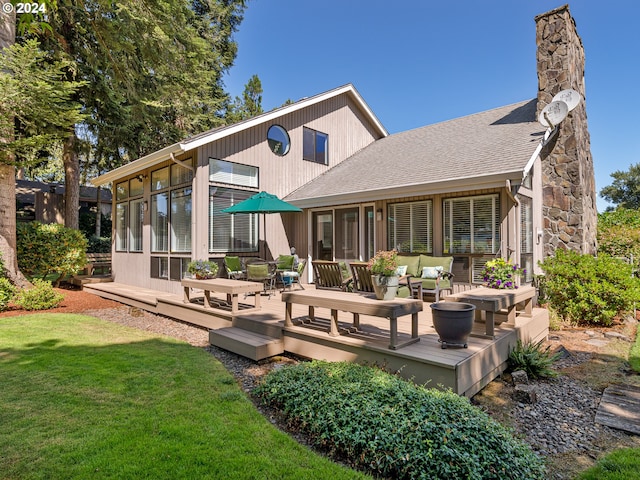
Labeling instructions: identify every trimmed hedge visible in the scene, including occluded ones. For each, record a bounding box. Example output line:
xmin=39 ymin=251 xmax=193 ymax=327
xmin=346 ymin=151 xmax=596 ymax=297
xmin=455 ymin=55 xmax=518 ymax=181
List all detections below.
xmin=254 ymin=361 xmax=545 ymax=480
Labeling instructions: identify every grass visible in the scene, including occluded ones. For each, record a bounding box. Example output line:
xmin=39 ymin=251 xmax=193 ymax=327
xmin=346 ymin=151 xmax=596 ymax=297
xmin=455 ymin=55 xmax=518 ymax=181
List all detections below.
xmin=576 ymin=447 xmax=640 ymax=479
xmin=0 ymin=313 xmax=370 ymax=479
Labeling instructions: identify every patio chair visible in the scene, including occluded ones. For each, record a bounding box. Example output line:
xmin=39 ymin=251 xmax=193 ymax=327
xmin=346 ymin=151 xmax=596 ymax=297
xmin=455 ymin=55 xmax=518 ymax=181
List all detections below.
xmin=246 ymin=262 xmax=275 ymax=297
xmin=280 ymin=259 xmax=307 ymax=292
xmin=224 ymin=256 xmax=245 ymax=280
xmin=349 ymin=262 xmax=375 ymax=293
xmin=311 ymin=260 xmax=352 ymax=291
xmin=350 ymin=261 xmax=417 ymax=298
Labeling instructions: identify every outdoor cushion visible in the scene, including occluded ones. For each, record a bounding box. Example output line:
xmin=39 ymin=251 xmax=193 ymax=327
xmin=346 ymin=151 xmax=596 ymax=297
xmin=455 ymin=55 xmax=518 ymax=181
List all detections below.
xmin=395 ymin=255 xmax=420 ymax=277
xmin=276 ymin=255 xmax=294 ymax=270
xmin=396 ymin=265 xmax=408 ymax=276
xmin=421 ymin=266 xmax=443 ymax=279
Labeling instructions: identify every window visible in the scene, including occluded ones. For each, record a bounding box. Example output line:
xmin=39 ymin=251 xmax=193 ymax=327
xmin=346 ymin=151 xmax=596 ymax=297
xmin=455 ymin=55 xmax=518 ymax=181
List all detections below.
xmin=170 ymin=188 xmax=192 ymax=253
xmin=115 ymin=203 xmax=128 ymax=251
xmin=209 ymin=187 xmax=258 ymax=252
xmin=151 ymin=167 xmax=169 ymax=191
xmin=443 ymin=194 xmax=500 ymax=255
xmin=151 ymin=193 xmax=169 ymax=252
xmin=116 ymin=181 xmax=129 ymax=201
xmin=520 ymin=196 xmax=533 ymax=282
xmin=129 ymin=177 xmax=144 ymax=196
xmin=335 ymin=207 xmax=359 ymax=260
xmin=267 ymin=125 xmax=290 ymax=156
xmin=149 ymin=160 xmax=193 ymax=255
xmin=303 ymin=127 xmax=328 ymax=165
xmin=129 ymin=198 xmax=144 ymax=252
xmin=209 ymin=158 xmax=258 ymax=188
xmin=388 ymin=200 xmax=432 ymax=253
xmin=150 ymin=256 xmax=169 ymax=279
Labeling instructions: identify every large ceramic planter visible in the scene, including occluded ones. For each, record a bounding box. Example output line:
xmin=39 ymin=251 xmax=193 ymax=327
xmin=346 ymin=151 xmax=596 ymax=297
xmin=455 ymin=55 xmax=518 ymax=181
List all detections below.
xmin=372 ymin=275 xmax=399 ymax=300
xmin=430 ymin=302 xmax=476 ymax=349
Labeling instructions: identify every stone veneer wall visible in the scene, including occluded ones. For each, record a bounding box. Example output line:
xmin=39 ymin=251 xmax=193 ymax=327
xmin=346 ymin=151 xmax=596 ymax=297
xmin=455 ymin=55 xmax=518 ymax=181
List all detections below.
xmin=535 ymin=5 xmax=598 ymax=256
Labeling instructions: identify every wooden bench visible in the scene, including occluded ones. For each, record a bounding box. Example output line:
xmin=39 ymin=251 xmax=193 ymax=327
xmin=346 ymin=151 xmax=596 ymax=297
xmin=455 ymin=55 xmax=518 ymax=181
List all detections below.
xmin=282 ymin=289 xmax=423 ymax=350
xmin=448 ymin=286 xmax=535 ymax=339
xmin=181 ymin=278 xmax=264 ymax=314
xmin=84 ymin=253 xmax=112 ymax=276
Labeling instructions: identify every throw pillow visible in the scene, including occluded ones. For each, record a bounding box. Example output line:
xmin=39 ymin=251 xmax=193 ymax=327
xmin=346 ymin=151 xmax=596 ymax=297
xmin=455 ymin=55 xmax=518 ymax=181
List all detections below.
xmin=396 ymin=265 xmax=408 ymax=276
xmin=421 ymin=266 xmax=443 ymax=279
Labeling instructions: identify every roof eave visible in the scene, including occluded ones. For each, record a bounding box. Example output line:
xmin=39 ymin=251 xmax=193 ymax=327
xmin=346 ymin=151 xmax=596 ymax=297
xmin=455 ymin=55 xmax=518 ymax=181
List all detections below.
xmin=91 ymin=143 xmax=185 ymax=186
xmin=287 ymin=170 xmax=525 ymax=209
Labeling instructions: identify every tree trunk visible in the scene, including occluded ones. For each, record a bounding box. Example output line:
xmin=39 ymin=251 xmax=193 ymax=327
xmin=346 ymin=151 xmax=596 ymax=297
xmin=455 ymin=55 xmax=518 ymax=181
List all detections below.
xmin=0 ymin=10 xmax=30 ymax=288
xmin=63 ymin=132 xmax=80 ymax=229
xmin=95 ymin=185 xmax=102 ymax=237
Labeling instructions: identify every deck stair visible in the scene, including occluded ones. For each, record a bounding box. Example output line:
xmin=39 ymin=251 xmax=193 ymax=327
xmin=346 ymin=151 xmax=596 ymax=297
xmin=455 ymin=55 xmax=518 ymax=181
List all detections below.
xmin=209 ymin=327 xmax=284 ymax=361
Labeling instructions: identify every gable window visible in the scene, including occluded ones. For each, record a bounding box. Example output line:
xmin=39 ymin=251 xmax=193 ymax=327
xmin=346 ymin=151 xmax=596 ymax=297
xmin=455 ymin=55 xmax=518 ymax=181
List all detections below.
xmin=388 ymin=200 xmax=433 ymax=253
xmin=209 ymin=158 xmax=258 ymax=188
xmin=303 ymin=127 xmax=328 ymax=165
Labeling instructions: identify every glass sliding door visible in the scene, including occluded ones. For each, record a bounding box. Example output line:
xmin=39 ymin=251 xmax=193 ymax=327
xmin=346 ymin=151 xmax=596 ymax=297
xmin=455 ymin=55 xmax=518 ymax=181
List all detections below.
xmin=335 ymin=207 xmax=359 ymax=260
xmin=313 ymin=211 xmax=333 ymax=260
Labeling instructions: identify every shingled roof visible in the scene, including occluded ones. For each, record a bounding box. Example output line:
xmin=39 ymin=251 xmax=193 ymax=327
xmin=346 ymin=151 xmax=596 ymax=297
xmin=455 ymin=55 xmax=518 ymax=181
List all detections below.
xmin=286 ymin=99 xmax=544 ymax=207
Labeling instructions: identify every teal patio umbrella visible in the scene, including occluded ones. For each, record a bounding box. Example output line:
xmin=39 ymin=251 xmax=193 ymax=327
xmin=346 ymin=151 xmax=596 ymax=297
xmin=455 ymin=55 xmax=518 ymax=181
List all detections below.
xmin=221 ymin=191 xmax=302 ymax=256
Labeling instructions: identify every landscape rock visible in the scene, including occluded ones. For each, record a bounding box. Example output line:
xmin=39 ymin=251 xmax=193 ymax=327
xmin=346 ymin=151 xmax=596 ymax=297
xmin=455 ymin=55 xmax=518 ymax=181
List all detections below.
xmin=513 ymin=385 xmax=537 ymax=404
xmin=511 ymin=370 xmax=529 ymax=385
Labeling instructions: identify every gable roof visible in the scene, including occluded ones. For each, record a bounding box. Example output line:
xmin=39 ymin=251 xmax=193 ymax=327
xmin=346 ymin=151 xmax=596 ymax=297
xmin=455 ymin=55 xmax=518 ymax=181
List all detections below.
xmin=285 ymin=99 xmax=544 ymax=207
xmin=92 ymin=84 xmax=387 ymax=186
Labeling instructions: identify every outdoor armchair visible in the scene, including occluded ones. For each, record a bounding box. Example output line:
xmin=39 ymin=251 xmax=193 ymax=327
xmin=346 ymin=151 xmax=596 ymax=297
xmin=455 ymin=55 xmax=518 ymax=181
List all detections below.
xmin=224 ymin=256 xmax=245 ymax=280
xmin=280 ymin=259 xmax=307 ymax=292
xmin=246 ymin=262 xmax=275 ymax=297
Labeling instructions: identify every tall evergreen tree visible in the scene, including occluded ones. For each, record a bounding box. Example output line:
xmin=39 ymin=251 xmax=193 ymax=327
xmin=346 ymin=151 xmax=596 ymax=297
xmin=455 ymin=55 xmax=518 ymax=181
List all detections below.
xmin=1 ymin=13 xmax=83 ymax=286
xmin=226 ymin=74 xmax=264 ymax=123
xmin=24 ymin=0 xmax=247 ymax=228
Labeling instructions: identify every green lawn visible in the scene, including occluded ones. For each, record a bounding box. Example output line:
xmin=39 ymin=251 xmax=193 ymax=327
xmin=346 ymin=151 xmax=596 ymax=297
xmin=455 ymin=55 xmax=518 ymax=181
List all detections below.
xmin=576 ymin=447 xmax=640 ymax=480
xmin=0 ymin=313 xmax=369 ymax=479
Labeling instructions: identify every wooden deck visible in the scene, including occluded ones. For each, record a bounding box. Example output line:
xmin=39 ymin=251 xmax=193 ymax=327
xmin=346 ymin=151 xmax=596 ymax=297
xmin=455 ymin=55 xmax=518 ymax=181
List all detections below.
xmin=83 ymin=282 xmax=549 ymax=397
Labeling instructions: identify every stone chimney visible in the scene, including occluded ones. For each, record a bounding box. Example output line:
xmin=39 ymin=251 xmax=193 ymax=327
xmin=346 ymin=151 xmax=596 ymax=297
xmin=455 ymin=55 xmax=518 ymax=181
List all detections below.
xmin=535 ymin=5 xmax=597 ymax=256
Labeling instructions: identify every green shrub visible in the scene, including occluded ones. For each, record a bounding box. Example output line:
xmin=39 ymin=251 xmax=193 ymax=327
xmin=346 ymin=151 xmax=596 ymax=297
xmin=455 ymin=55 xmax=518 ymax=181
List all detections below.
xmin=508 ymin=340 xmax=560 ymax=379
xmin=86 ymin=236 xmax=111 ymax=253
xmin=539 ymin=250 xmax=640 ymax=326
xmin=254 ymin=361 xmax=545 ymax=480
xmin=598 ymin=208 xmax=640 ymax=261
xmin=0 ymin=278 xmax=15 ymax=311
xmin=13 ymin=278 xmax=64 ymax=311
xmin=17 ymin=222 xmax=87 ymax=284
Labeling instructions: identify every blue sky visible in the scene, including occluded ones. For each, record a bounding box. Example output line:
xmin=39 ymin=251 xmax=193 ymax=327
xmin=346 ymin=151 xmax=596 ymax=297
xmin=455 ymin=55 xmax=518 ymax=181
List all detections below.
xmin=224 ymin=1 xmax=640 ymax=212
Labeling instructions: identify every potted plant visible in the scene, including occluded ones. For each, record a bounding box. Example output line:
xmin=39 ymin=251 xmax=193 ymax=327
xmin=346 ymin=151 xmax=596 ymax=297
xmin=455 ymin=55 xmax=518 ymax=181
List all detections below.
xmin=482 ymin=258 xmax=525 ymax=289
xmin=187 ymin=260 xmax=219 ymax=280
xmin=367 ymin=250 xmax=400 ymax=300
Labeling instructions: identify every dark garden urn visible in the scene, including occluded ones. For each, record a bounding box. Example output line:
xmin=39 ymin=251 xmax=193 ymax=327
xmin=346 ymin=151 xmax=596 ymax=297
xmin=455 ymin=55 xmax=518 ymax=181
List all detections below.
xmin=430 ymin=302 xmax=476 ymax=349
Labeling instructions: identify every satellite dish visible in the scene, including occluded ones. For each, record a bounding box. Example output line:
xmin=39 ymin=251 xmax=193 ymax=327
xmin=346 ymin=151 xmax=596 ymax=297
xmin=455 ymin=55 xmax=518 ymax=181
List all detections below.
xmin=552 ymin=89 xmax=582 ymax=112
xmin=538 ymin=100 xmax=569 ymax=128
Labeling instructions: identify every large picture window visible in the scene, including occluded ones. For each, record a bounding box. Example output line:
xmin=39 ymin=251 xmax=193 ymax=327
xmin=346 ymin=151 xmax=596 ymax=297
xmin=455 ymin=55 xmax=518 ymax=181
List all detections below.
xmin=443 ymin=194 xmax=500 ymax=255
xmin=303 ymin=127 xmax=328 ymax=165
xmin=115 ymin=203 xmax=128 ymax=251
xmin=170 ymin=188 xmax=192 ymax=253
xmin=151 ymin=193 xmax=169 ymax=252
xmin=209 ymin=187 xmax=258 ymax=253
xmin=388 ymin=200 xmax=432 ymax=253
xmin=129 ymin=198 xmax=144 ymax=252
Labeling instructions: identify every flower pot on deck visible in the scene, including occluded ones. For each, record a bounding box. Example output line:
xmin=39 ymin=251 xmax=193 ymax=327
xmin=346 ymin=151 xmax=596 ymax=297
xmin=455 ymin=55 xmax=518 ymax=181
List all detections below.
xmin=372 ymin=275 xmax=399 ymax=300
xmin=430 ymin=302 xmax=476 ymax=349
